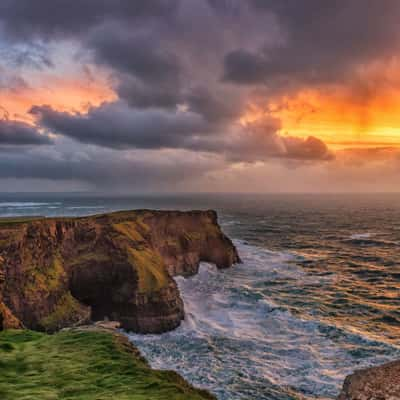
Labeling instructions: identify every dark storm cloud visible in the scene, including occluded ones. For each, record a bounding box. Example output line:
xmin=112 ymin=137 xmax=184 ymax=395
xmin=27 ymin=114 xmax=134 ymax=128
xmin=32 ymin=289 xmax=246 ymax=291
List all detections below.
xmin=189 ymin=118 xmax=333 ymax=162
xmin=223 ymin=0 xmax=400 ymax=85
xmin=87 ymin=24 xmax=183 ymax=109
xmin=186 ymin=87 xmax=243 ymax=123
xmin=223 ymin=49 xmax=268 ymax=84
xmin=30 ymin=102 xmax=210 ymax=150
xmin=88 ymin=26 xmax=180 ymax=83
xmin=3 ymin=0 xmax=394 ymax=181
xmin=0 ymin=0 xmax=246 ymax=116
xmin=117 ymin=75 xmax=182 ymax=109
xmin=30 ymin=101 xmax=331 ymax=162
xmin=282 ymin=136 xmax=333 ymax=161
xmin=0 ymin=1 xmax=183 ymax=108
xmin=0 ymin=119 xmax=52 ymax=146
xmin=0 ymin=0 xmax=178 ymax=40
xmin=3 ymin=0 xmax=400 ymax=90
xmin=0 ymin=146 xmax=219 ymax=190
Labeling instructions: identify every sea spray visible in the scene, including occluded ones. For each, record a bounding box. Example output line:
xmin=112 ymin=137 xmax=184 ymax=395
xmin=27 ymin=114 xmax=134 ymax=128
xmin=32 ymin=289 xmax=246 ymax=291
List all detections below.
xmin=128 ymin=242 xmax=400 ymax=400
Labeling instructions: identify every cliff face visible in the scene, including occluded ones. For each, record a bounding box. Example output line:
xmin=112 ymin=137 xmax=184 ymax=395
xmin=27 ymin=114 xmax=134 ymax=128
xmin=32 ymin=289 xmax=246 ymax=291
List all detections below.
xmin=338 ymin=360 xmax=400 ymax=400
xmin=0 ymin=210 xmax=240 ymax=333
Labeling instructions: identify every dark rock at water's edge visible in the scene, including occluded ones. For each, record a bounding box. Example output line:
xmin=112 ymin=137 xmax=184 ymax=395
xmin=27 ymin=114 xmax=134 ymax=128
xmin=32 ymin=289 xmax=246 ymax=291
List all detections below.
xmin=0 ymin=210 xmax=240 ymax=333
xmin=338 ymin=359 xmax=400 ymax=399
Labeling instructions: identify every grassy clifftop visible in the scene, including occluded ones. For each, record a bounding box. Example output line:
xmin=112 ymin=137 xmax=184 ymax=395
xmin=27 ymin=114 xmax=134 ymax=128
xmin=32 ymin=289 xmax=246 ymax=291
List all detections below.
xmin=0 ymin=329 xmax=215 ymax=400
xmin=0 ymin=209 xmax=239 ymax=333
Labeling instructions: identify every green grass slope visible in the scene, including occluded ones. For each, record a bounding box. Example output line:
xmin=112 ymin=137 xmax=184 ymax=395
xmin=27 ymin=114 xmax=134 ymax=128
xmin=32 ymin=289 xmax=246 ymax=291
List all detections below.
xmin=0 ymin=330 xmax=215 ymax=400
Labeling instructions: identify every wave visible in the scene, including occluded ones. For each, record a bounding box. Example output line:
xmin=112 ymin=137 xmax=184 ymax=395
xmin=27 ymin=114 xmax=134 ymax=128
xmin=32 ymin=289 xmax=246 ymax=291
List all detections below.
xmin=349 ymin=232 xmax=376 ymax=240
xmin=127 ymin=241 xmax=400 ymax=400
xmin=346 ymin=238 xmax=399 ymax=247
xmin=345 ymin=232 xmax=399 ymax=247
xmin=66 ymin=206 xmax=105 ymax=209
xmin=0 ymin=202 xmax=62 ymax=207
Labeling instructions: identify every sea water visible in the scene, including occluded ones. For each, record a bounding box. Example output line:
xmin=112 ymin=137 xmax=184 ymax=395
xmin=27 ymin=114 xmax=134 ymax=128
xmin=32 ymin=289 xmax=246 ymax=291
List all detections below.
xmin=1 ymin=193 xmax=399 ymax=399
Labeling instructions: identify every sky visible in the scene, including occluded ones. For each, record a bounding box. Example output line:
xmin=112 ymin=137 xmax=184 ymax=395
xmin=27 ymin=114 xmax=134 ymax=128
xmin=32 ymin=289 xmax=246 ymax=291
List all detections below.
xmin=1 ymin=0 xmax=400 ymax=193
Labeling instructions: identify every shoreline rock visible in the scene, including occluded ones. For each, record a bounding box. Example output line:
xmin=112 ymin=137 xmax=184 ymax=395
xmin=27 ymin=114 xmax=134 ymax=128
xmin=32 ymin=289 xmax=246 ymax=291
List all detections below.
xmin=338 ymin=359 xmax=400 ymax=399
xmin=0 ymin=209 xmax=240 ymax=334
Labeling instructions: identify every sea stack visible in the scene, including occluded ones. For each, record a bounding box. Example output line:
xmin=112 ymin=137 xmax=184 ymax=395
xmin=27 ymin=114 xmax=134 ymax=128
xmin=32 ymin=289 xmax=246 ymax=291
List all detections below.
xmin=0 ymin=210 xmax=240 ymax=333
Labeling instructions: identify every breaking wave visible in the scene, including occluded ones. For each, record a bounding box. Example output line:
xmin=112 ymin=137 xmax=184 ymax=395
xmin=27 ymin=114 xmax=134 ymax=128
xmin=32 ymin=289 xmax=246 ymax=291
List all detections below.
xmin=0 ymin=202 xmax=61 ymax=207
xmin=128 ymin=241 xmax=400 ymax=400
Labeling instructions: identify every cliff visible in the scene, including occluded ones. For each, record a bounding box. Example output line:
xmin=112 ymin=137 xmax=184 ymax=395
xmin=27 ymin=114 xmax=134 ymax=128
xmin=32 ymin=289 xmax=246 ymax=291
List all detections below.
xmin=338 ymin=360 xmax=400 ymax=400
xmin=0 ymin=210 xmax=240 ymax=333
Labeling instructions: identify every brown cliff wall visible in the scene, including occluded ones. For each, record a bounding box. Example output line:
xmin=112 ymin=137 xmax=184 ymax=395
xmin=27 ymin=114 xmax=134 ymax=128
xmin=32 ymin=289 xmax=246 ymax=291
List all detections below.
xmin=0 ymin=210 xmax=240 ymax=333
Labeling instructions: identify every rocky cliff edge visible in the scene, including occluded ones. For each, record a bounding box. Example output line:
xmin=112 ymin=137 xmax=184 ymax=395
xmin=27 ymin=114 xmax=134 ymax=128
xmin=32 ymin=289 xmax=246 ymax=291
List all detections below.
xmin=0 ymin=210 xmax=240 ymax=333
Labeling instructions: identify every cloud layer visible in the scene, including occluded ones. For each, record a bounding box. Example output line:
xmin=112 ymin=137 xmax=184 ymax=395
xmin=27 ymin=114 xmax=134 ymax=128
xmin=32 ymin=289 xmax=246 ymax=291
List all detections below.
xmin=0 ymin=1 xmax=399 ymax=191
xmin=0 ymin=118 xmax=51 ymax=145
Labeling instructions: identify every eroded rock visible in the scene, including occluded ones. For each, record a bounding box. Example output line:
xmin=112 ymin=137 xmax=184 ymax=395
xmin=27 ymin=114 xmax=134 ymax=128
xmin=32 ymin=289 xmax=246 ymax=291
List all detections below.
xmin=0 ymin=210 xmax=240 ymax=333
xmin=338 ymin=360 xmax=400 ymax=400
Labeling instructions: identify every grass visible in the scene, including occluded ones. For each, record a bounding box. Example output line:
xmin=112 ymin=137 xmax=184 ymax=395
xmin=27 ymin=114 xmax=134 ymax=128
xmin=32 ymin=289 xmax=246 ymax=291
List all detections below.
xmin=44 ymin=257 xmax=65 ymax=291
xmin=127 ymin=248 xmax=169 ymax=293
xmin=39 ymin=293 xmax=88 ymax=332
xmin=0 ymin=217 xmax=44 ymax=226
xmin=67 ymin=251 xmax=111 ymax=268
xmin=22 ymin=254 xmax=66 ymax=297
xmin=0 ymin=329 xmax=215 ymax=400
xmin=113 ymin=218 xmax=170 ymax=294
xmin=113 ymin=222 xmax=145 ymax=242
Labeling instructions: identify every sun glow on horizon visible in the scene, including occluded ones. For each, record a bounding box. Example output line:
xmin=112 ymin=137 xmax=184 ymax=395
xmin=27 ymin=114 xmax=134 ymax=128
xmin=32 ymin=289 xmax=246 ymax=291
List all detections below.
xmin=241 ymin=87 xmax=400 ymax=151
xmin=240 ymin=60 xmax=400 ymax=151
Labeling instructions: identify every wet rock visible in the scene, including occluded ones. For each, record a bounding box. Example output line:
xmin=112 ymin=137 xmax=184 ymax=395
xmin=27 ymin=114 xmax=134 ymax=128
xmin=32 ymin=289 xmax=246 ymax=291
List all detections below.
xmin=338 ymin=360 xmax=400 ymax=400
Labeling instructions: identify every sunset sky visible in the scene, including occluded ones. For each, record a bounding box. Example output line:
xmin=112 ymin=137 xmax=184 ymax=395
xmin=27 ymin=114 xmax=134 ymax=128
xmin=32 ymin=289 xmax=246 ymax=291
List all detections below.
xmin=1 ymin=0 xmax=400 ymax=192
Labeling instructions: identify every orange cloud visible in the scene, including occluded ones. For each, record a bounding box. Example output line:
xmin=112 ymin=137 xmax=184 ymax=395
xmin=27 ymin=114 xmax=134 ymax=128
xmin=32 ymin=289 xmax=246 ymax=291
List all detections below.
xmin=242 ymin=58 xmax=400 ymax=151
xmin=0 ymin=72 xmax=116 ymax=124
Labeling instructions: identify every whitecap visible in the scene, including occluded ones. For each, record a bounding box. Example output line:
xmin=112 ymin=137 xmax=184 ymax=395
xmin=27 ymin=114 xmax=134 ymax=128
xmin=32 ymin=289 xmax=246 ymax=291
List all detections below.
xmin=349 ymin=232 xmax=376 ymax=240
xmin=0 ymin=202 xmax=61 ymax=207
xmin=66 ymin=206 xmax=105 ymax=209
xmin=127 ymin=241 xmax=400 ymax=400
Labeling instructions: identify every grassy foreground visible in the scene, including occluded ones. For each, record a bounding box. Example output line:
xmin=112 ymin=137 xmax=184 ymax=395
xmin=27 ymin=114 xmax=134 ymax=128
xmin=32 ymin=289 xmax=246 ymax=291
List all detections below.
xmin=0 ymin=329 xmax=215 ymax=400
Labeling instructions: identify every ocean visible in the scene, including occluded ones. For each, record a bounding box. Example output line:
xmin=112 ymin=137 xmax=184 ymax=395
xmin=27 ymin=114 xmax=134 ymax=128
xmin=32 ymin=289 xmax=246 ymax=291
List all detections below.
xmin=1 ymin=193 xmax=399 ymax=399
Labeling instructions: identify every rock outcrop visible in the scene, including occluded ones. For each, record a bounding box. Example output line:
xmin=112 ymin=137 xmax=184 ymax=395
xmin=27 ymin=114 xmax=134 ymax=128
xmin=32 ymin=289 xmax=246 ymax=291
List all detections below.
xmin=0 ymin=210 xmax=240 ymax=333
xmin=338 ymin=360 xmax=400 ymax=400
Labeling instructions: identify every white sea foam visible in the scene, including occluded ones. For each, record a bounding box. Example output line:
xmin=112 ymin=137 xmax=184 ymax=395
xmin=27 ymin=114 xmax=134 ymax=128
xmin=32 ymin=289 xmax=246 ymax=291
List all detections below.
xmin=127 ymin=241 xmax=400 ymax=400
xmin=66 ymin=206 xmax=105 ymax=209
xmin=349 ymin=232 xmax=375 ymax=240
xmin=0 ymin=202 xmax=61 ymax=207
